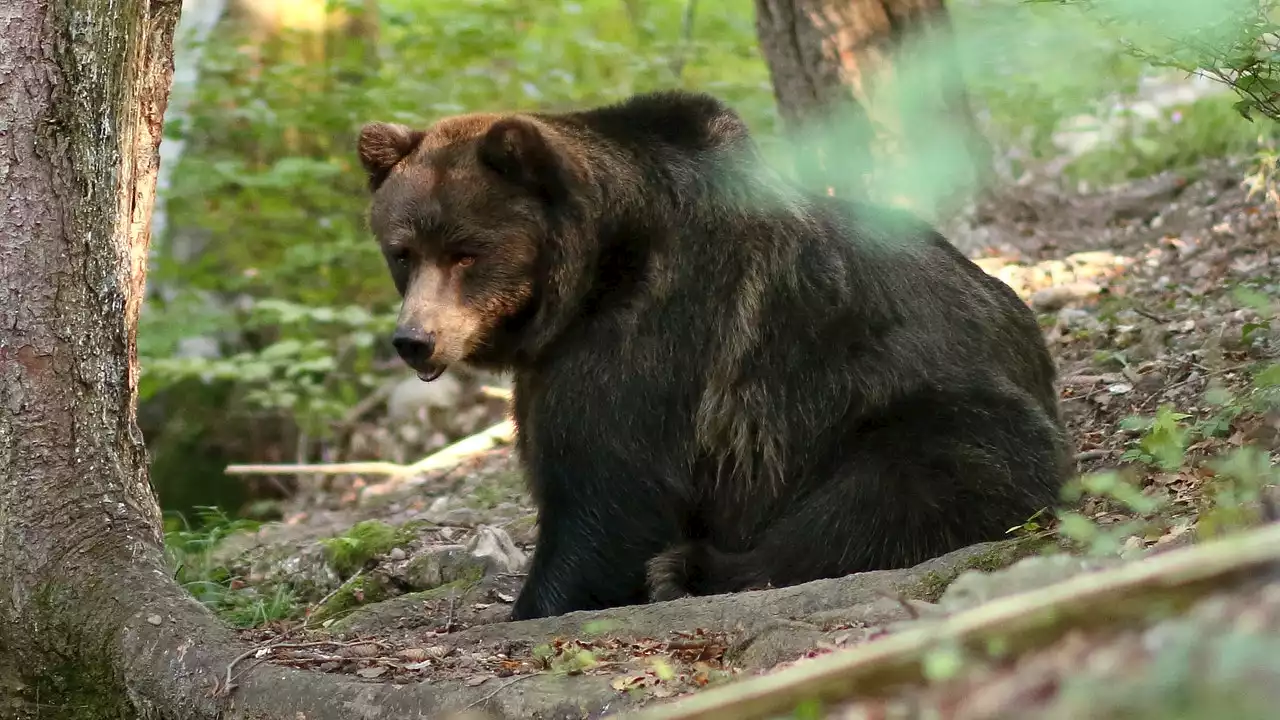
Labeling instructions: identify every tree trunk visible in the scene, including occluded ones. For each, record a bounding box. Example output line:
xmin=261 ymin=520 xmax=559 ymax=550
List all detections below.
xmin=753 ymin=0 xmax=992 ymax=217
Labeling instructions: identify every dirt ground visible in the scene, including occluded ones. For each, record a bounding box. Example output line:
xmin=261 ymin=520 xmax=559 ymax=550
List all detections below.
xmin=209 ymin=155 xmax=1280 ymax=718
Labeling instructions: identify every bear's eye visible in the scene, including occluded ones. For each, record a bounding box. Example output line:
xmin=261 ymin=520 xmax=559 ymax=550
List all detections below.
xmin=388 ymin=246 xmax=411 ymax=268
xmin=452 ymin=253 xmax=477 ymax=268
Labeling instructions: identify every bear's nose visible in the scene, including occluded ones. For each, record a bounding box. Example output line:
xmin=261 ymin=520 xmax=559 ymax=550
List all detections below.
xmin=392 ymin=327 xmax=436 ymax=366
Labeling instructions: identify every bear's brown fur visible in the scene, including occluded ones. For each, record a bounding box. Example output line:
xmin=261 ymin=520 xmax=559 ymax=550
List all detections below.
xmin=357 ymin=90 xmax=1071 ymax=620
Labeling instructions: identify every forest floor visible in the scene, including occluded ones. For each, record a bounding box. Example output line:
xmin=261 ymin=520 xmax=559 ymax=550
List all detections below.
xmin=194 ymin=155 xmax=1280 ymax=719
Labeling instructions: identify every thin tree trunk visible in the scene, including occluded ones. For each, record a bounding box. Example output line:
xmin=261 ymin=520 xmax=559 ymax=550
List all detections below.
xmin=753 ymin=0 xmax=992 ymax=216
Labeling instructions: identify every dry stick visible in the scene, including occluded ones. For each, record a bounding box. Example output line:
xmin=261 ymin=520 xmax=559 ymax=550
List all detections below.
xmin=223 ymin=419 xmax=515 ymax=478
xmin=462 ymin=673 xmax=537 ymax=711
xmin=479 ymin=384 xmax=513 ymax=401
xmin=221 ymin=638 xmax=389 ymax=696
xmin=622 ymin=521 xmax=1280 ymax=720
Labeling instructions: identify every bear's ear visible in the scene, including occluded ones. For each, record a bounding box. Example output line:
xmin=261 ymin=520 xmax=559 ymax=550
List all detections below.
xmin=358 ymin=122 xmax=423 ymax=191
xmin=477 ymin=117 xmax=571 ymax=203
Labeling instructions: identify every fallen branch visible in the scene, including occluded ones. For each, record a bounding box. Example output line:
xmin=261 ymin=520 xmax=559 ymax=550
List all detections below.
xmin=223 ymin=420 xmax=515 ymax=478
xmin=622 ymin=521 xmax=1280 ymax=720
xmin=479 ymin=385 xmax=512 ymax=401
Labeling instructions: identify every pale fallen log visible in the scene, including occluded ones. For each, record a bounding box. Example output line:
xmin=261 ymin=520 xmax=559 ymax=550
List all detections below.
xmin=479 ymin=385 xmax=513 ymax=400
xmin=623 ymin=520 xmax=1280 ymax=720
xmin=223 ymin=419 xmax=515 ymax=478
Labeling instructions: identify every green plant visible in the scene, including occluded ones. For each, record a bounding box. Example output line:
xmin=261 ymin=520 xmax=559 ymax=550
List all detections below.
xmin=163 ymin=507 xmax=301 ymax=626
xmin=1119 ymin=404 xmax=1194 ymax=471
xmin=1057 ymin=469 xmax=1169 ymax=556
xmin=319 ymin=519 xmax=412 ymax=577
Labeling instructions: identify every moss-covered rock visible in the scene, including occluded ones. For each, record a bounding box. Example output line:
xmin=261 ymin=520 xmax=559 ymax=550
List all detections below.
xmin=505 ymin=513 xmax=539 ymax=546
xmin=319 ymin=519 xmax=414 ymax=578
xmin=327 ymin=576 xmax=490 ymax=635
xmin=308 ymin=571 xmax=402 ymax=625
xmin=403 ymin=545 xmax=487 ymax=591
xmin=904 ymin=537 xmax=1046 ymax=603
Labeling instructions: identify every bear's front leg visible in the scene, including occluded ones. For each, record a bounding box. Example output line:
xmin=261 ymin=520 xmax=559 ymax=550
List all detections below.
xmin=510 ymin=459 xmax=684 ymax=620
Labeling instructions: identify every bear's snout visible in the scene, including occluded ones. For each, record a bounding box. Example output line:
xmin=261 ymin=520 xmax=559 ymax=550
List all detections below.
xmin=392 ymin=326 xmax=445 ymax=381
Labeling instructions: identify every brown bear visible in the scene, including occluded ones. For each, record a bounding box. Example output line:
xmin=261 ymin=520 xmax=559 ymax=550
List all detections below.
xmin=356 ymin=90 xmax=1072 ymax=621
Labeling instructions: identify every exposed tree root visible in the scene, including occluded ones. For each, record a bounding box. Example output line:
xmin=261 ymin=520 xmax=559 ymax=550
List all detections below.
xmin=618 ymin=521 xmax=1280 ymax=720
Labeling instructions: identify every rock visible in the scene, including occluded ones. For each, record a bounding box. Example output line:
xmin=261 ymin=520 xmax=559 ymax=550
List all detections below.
xmin=309 ymin=570 xmax=402 ymax=624
xmin=1057 ymin=307 xmax=1096 ymax=330
xmin=467 ymin=526 xmax=527 ymax=575
xmin=425 ymin=495 xmax=454 ymax=517
xmin=504 ymin=514 xmax=539 ymax=546
xmin=404 ymin=545 xmax=487 ymax=591
xmin=389 ymin=547 xmax=407 ymax=562
xmin=440 ymin=507 xmax=481 ymax=527
xmin=937 ymin=554 xmax=1122 ymax=615
xmin=329 ymin=571 xmax=525 ymax=636
xmin=730 ymin=619 xmax=826 ymax=668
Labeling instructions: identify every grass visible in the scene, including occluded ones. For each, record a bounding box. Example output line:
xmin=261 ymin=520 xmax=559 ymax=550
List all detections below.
xmin=163 ymin=506 xmax=303 ymax=627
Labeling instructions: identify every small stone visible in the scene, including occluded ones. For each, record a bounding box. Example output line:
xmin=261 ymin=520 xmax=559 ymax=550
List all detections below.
xmin=467 ymin=526 xmax=528 ymax=574
xmin=404 ymin=545 xmax=483 ymax=590
xmin=1057 ymin=307 xmax=1093 ymax=330
xmin=388 ymin=547 xmax=407 ymax=562
xmin=440 ymin=507 xmax=480 ymax=527
xmin=146 ymin=614 xmax=162 ymax=626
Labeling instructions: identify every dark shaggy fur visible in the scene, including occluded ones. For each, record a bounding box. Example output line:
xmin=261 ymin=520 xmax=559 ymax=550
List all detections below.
xmin=356 ymin=90 xmax=1072 ymax=621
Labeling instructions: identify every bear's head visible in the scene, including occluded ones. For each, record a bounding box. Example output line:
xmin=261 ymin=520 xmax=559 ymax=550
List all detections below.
xmin=357 ymin=112 xmax=597 ymax=381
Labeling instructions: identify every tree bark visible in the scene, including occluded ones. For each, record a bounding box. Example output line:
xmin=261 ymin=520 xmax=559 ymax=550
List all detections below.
xmin=753 ymin=0 xmax=993 ymax=216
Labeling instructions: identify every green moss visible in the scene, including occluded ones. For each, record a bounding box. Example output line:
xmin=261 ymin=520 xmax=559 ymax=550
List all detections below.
xmin=309 ymin=573 xmax=398 ymax=624
xmin=906 ymin=539 xmax=1043 ymax=603
xmin=325 ymin=577 xmax=483 ymax=634
xmin=14 ymin=586 xmax=135 ymax=719
xmin=416 ymin=576 xmax=481 ymax=600
xmin=319 ymin=519 xmax=413 ymax=577
xmin=504 ymin=514 xmax=539 ymax=543
xmin=22 ymin=648 xmax=131 ymax=720
xmin=468 ymin=468 xmax=527 ymax=510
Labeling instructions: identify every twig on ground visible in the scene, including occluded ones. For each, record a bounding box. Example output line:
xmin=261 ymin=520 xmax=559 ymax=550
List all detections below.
xmin=621 ymin=521 xmax=1280 ymax=720
xmin=220 ymin=638 xmax=390 ymax=697
xmin=223 ymin=420 xmax=515 ymax=478
xmin=462 ymin=673 xmax=537 ymax=710
xmin=444 ymin=594 xmax=459 ymax=633
xmin=1133 ymin=307 xmax=1172 ymax=323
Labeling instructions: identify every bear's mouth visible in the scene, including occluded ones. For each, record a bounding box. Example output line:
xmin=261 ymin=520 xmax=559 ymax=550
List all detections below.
xmin=417 ymin=365 xmax=447 ymax=382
